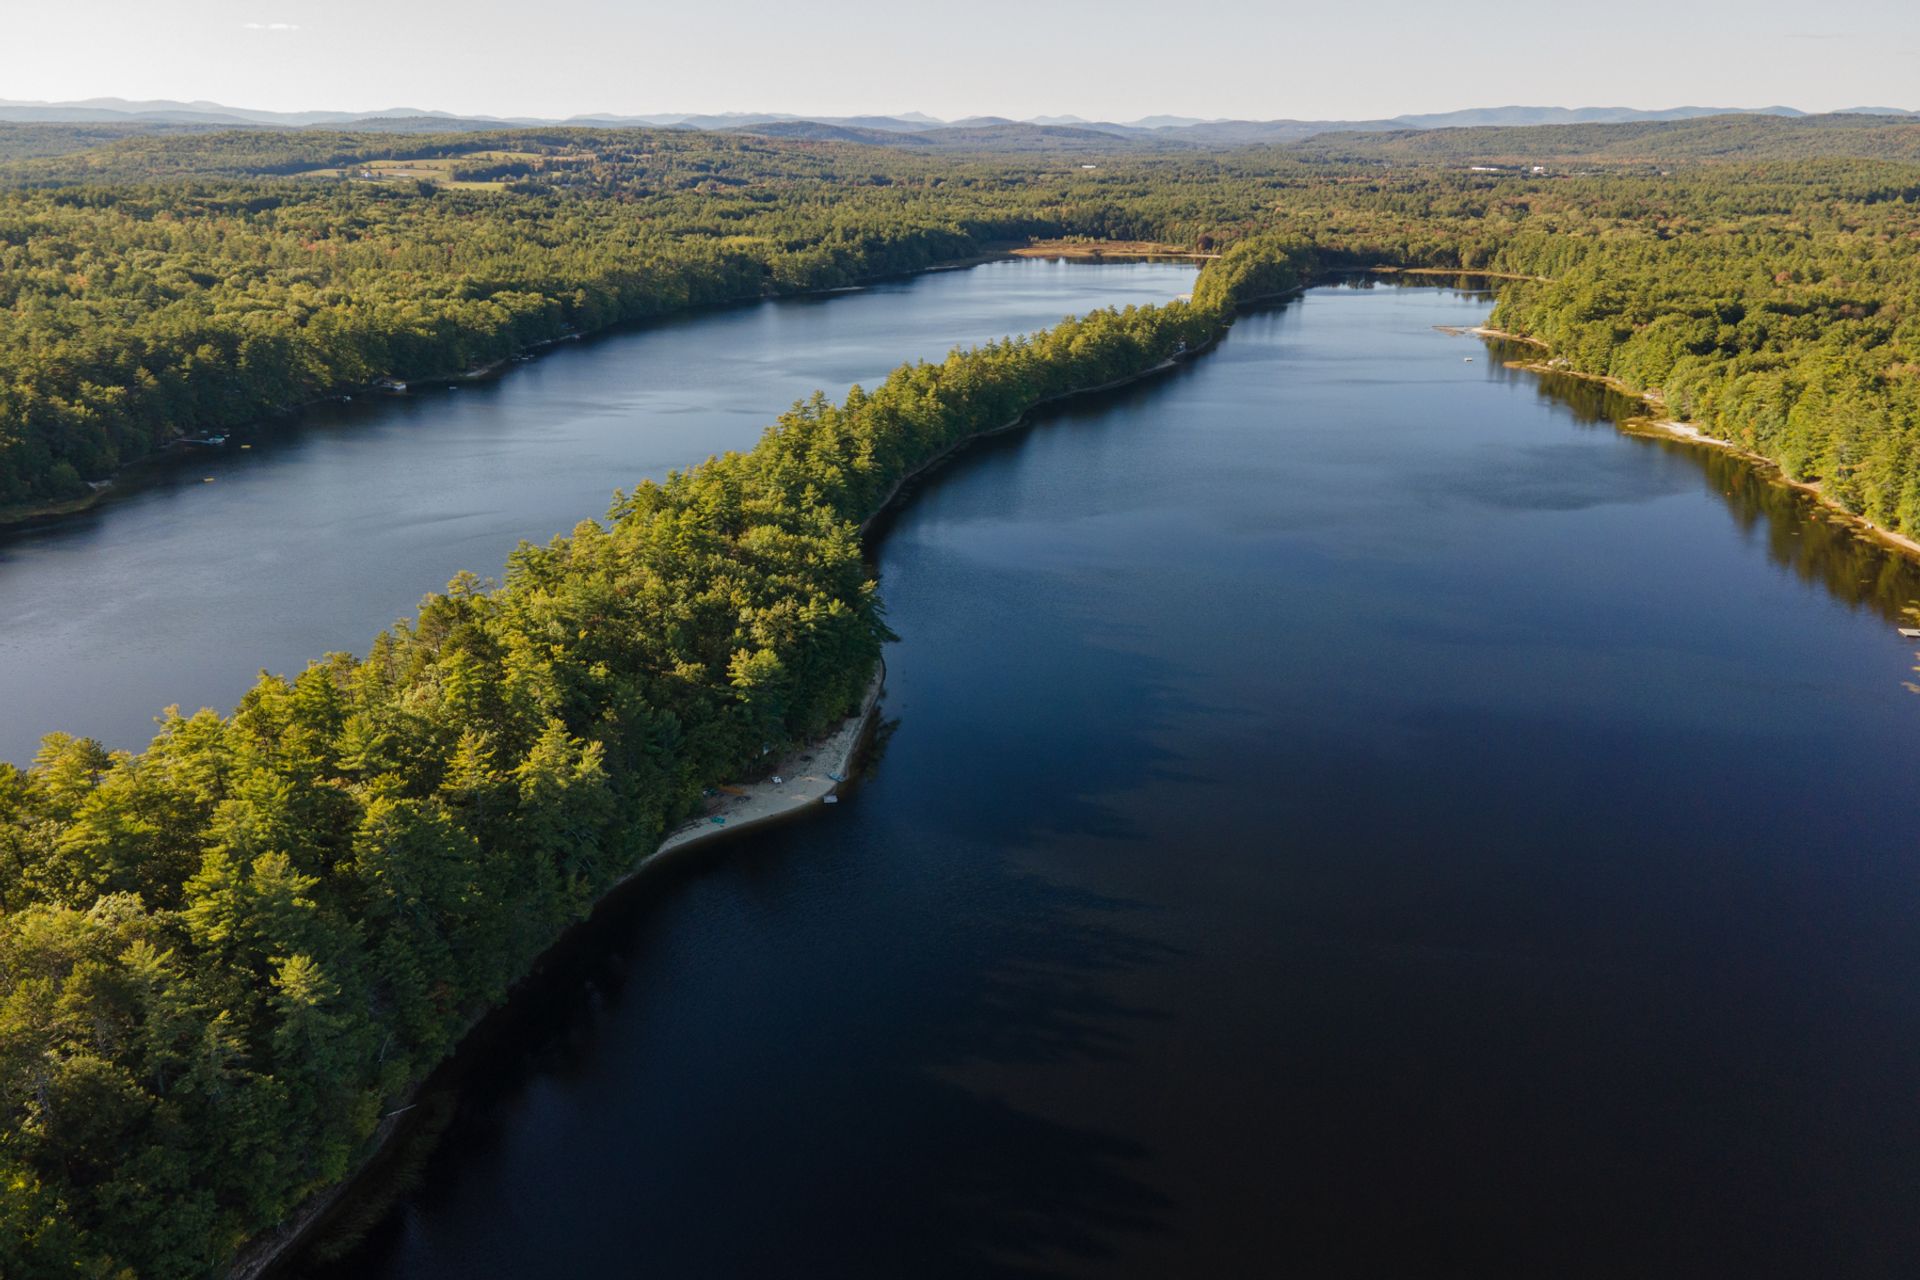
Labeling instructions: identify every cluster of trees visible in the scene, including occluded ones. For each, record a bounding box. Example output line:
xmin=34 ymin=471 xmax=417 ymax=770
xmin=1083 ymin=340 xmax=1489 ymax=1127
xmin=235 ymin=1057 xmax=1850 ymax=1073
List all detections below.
xmin=0 ymin=127 xmax=631 ymax=184
xmin=0 ymin=123 xmax=219 ymax=165
xmin=0 ymin=238 xmax=1309 ymax=1278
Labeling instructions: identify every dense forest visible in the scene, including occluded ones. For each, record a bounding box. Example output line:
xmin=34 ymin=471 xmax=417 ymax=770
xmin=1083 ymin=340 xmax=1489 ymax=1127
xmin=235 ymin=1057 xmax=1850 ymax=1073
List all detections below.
xmin=3 ymin=114 xmax=1920 ymax=1275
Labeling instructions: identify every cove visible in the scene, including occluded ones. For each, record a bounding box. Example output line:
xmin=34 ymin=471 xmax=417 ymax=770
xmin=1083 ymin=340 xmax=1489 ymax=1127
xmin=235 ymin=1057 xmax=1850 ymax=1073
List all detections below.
xmin=0 ymin=259 xmax=1196 ymax=765
xmin=312 ymin=282 xmax=1920 ymax=1278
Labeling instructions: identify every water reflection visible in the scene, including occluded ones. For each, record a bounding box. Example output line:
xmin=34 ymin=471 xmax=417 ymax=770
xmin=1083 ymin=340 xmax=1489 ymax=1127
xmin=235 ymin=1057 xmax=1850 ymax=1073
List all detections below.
xmin=1478 ymin=338 xmax=1920 ymax=625
xmin=306 ymin=669 xmax=1192 ymax=1276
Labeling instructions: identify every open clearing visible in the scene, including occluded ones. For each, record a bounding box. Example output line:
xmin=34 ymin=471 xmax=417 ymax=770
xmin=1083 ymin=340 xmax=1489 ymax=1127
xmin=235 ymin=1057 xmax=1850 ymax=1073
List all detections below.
xmin=1013 ymin=238 xmax=1219 ymax=259
xmin=294 ymin=150 xmax=540 ymax=190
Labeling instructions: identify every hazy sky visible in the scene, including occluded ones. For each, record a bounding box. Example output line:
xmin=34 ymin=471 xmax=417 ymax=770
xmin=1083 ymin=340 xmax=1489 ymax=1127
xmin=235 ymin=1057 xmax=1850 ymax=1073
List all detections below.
xmin=5 ymin=0 xmax=1918 ymax=120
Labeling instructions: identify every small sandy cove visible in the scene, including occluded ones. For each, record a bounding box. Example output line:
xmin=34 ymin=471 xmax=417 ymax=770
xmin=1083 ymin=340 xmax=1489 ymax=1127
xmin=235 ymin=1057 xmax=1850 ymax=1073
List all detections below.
xmin=655 ymin=668 xmax=885 ymax=856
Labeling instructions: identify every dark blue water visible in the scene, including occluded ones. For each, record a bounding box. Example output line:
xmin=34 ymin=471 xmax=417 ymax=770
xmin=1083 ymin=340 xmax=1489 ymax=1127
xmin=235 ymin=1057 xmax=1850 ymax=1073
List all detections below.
xmin=320 ymin=282 xmax=1920 ymax=1278
xmin=0 ymin=259 xmax=1194 ymax=764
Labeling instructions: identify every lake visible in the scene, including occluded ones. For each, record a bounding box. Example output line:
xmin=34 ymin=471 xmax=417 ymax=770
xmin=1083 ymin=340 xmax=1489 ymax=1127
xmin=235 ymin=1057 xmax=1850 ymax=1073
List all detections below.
xmin=311 ymin=281 xmax=1920 ymax=1278
xmin=0 ymin=258 xmax=1196 ymax=764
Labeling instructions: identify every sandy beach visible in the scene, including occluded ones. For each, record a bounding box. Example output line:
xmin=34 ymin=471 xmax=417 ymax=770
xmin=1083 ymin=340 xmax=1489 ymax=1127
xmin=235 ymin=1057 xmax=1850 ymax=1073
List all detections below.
xmin=1466 ymin=324 xmax=1548 ymax=345
xmin=227 ymin=665 xmax=885 ymax=1280
xmin=1626 ymin=417 xmax=1920 ymax=561
xmin=656 ymin=667 xmax=885 ymax=856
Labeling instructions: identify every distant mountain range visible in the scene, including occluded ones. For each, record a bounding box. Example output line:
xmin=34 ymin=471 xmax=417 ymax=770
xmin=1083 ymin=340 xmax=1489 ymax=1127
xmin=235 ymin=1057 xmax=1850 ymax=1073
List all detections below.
xmin=1 ymin=98 xmax=1915 ymax=145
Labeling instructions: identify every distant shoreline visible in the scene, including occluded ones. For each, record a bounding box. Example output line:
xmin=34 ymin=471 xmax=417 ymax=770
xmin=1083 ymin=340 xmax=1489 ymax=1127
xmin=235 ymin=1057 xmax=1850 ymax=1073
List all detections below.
xmin=1376 ymin=266 xmax=1549 ymax=282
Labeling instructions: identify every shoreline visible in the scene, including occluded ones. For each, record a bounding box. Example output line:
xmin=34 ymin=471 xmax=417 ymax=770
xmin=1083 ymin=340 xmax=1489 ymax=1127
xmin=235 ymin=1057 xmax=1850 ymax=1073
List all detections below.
xmin=1622 ymin=414 xmax=1920 ymax=562
xmin=851 ymin=282 xmax=1319 ymax=542
xmin=1466 ymin=324 xmax=1547 ymax=345
xmin=0 ymin=486 xmax=113 ymax=527
xmin=236 ymin=667 xmax=886 ymax=1279
xmin=857 ymin=353 xmax=1189 ymax=536
xmin=654 ymin=667 xmax=885 ymax=858
xmin=856 ymin=326 xmax=1240 ymax=539
xmin=852 ymin=281 xmax=1313 ymax=543
xmin=0 ymin=358 xmax=549 ymax=532
xmin=1467 ymin=330 xmax=1920 ymax=566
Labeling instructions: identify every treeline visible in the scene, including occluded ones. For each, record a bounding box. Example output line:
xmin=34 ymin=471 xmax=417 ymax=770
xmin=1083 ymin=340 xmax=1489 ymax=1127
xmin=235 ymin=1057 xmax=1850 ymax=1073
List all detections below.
xmin=1297 ymin=112 xmax=1920 ymax=166
xmin=0 ymin=122 xmax=215 ymax=165
xmin=0 ymin=239 xmax=1308 ymax=1279
xmin=1486 ymin=196 xmax=1920 ymax=530
xmin=0 ymin=126 xmax=646 ymax=184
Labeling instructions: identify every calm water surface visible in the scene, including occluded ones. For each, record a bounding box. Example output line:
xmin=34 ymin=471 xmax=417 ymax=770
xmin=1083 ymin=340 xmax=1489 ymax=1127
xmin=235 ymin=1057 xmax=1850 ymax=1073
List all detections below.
xmin=316 ymin=284 xmax=1920 ymax=1278
xmin=0 ymin=259 xmax=1194 ymax=763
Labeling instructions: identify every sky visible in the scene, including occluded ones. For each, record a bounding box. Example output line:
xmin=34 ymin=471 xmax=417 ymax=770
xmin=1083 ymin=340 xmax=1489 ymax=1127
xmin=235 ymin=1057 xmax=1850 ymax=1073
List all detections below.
xmin=4 ymin=0 xmax=1918 ymax=121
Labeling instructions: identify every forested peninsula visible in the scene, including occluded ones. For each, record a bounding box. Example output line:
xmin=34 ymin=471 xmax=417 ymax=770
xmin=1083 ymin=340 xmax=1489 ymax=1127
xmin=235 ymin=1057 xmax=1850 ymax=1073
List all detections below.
xmin=0 ymin=224 xmax=1309 ymax=1276
xmin=4 ymin=116 xmax=1920 ymax=1277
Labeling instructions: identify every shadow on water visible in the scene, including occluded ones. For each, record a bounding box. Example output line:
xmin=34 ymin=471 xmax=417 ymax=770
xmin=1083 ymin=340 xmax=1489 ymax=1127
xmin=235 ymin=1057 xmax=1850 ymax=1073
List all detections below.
xmin=1481 ymin=338 xmax=1920 ymax=624
xmin=300 ymin=819 xmax=1186 ymax=1278
xmin=1335 ymin=270 xmax=1500 ymax=304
